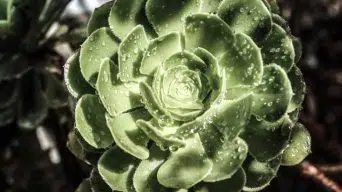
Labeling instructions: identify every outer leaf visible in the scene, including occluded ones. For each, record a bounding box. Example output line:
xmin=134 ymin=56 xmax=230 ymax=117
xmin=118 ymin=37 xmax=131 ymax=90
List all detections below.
xmin=252 ymin=64 xmax=292 ymax=122
xmin=184 ymin=13 xmax=234 ymax=58
xmin=146 ymin=0 xmax=200 ymax=35
xmin=243 ymin=157 xmax=281 ymax=191
xmin=204 ymin=137 xmax=248 ymax=182
xmin=98 ymin=146 xmax=137 ymax=191
xmin=87 ymin=1 xmax=114 ymax=35
xmin=195 ymin=168 xmax=246 ymax=192
xmin=281 ymin=123 xmax=311 ymax=166
xmin=133 ymin=145 xmax=168 ymax=192
xmin=140 ymin=32 xmax=182 ymax=76
xmin=0 ymin=104 xmax=15 ymax=127
xmin=76 ymin=179 xmax=92 ymax=192
xmin=200 ymin=0 xmax=223 ymax=13
xmin=96 ymin=58 xmax=143 ymax=116
xmin=64 ymin=52 xmax=94 ymax=98
xmin=287 ymin=65 xmax=306 ymax=112
xmin=90 ymin=168 xmax=112 ymax=192
xmin=118 ymin=25 xmax=149 ymax=82
xmin=0 ymin=53 xmax=30 ymax=81
xmin=218 ymin=0 xmax=272 ymax=42
xmin=75 ymin=94 xmax=113 ymax=149
xmin=260 ymin=23 xmax=295 ymax=71
xmin=80 ymin=27 xmax=119 ymax=86
xmin=157 ymin=134 xmax=213 ymax=189
xmin=241 ymin=116 xmax=292 ymax=162
xmin=108 ymin=0 xmax=154 ymax=39
xmin=105 ymin=109 xmax=151 ymax=160
xmin=42 ymin=73 xmax=68 ymax=108
xmin=0 ymin=79 xmax=19 ymax=109
xmin=219 ymin=33 xmax=263 ymax=88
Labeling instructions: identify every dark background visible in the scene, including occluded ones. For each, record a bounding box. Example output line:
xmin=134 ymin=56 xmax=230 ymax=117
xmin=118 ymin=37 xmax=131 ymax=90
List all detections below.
xmin=1 ymin=0 xmax=342 ymax=191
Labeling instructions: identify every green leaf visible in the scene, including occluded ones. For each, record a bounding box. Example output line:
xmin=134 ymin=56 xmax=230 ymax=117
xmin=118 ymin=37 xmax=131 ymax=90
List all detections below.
xmin=90 ymin=168 xmax=112 ymax=192
xmin=41 ymin=73 xmax=68 ymax=108
xmin=184 ymin=13 xmax=234 ymax=58
xmin=87 ymin=1 xmax=114 ymax=35
xmin=260 ymin=23 xmax=295 ymax=71
xmin=80 ymin=27 xmax=119 ymax=86
xmin=98 ymin=146 xmax=137 ymax=191
xmin=157 ymin=134 xmax=213 ymax=189
xmin=243 ymin=157 xmax=281 ymax=191
xmin=200 ymin=0 xmax=223 ymax=13
xmin=108 ymin=0 xmax=155 ymax=39
xmin=64 ymin=52 xmax=94 ymax=98
xmin=204 ymin=137 xmax=248 ymax=182
xmin=281 ymin=123 xmax=311 ymax=166
xmin=105 ymin=109 xmax=151 ymax=160
xmin=146 ymin=0 xmax=200 ymax=35
xmin=287 ymin=65 xmax=306 ymax=112
xmin=0 ymin=79 xmax=19 ymax=109
xmin=252 ymin=64 xmax=292 ymax=122
xmin=0 ymin=104 xmax=15 ymax=127
xmin=75 ymin=94 xmax=113 ymax=149
xmin=76 ymin=179 xmax=92 ymax=192
xmin=263 ymin=0 xmax=280 ymax=14
xmin=241 ymin=116 xmax=292 ymax=162
xmin=118 ymin=25 xmax=149 ymax=82
xmin=17 ymin=71 xmax=47 ymax=130
xmin=96 ymin=58 xmax=144 ymax=116
xmin=133 ymin=144 xmax=168 ymax=192
xmin=219 ymin=33 xmax=263 ymax=88
xmin=136 ymin=120 xmax=185 ymax=150
xmin=195 ymin=168 xmax=246 ymax=192
xmin=140 ymin=32 xmax=183 ymax=76
xmin=292 ymin=37 xmax=302 ymax=64
xmin=218 ymin=0 xmax=272 ymax=42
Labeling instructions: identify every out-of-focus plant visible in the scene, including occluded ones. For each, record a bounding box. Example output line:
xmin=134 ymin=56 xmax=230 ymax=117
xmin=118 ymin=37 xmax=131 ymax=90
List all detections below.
xmin=0 ymin=0 xmax=74 ymax=129
xmin=66 ymin=0 xmax=311 ymax=191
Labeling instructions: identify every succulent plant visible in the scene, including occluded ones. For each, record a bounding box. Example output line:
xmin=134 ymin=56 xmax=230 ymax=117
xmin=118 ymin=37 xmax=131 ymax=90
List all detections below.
xmin=0 ymin=0 xmax=70 ymax=129
xmin=66 ymin=0 xmax=311 ymax=191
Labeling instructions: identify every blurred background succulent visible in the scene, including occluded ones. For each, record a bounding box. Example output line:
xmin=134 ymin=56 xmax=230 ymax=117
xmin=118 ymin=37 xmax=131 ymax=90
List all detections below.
xmin=0 ymin=0 xmax=77 ymax=129
xmin=66 ymin=0 xmax=311 ymax=191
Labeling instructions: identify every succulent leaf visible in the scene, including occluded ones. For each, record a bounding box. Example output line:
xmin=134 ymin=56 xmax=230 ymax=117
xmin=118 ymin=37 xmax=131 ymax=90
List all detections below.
xmin=88 ymin=1 xmax=114 ymax=35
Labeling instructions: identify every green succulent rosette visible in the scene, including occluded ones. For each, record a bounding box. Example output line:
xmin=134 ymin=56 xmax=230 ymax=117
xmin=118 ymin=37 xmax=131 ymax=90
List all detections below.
xmin=0 ymin=0 xmax=70 ymax=129
xmin=67 ymin=0 xmax=311 ymax=191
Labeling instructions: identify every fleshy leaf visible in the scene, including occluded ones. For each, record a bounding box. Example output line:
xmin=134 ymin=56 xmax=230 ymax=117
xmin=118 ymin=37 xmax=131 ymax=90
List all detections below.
xmin=241 ymin=116 xmax=292 ymax=162
xmin=252 ymin=64 xmax=292 ymax=122
xmin=184 ymin=13 xmax=234 ymax=58
xmin=133 ymin=144 xmax=168 ymax=192
xmin=64 ymin=52 xmax=94 ymax=98
xmin=218 ymin=0 xmax=272 ymax=42
xmin=96 ymin=58 xmax=143 ymax=116
xmin=118 ymin=25 xmax=149 ymax=82
xmin=281 ymin=123 xmax=311 ymax=166
xmin=105 ymin=108 xmax=151 ymax=160
xmin=75 ymin=94 xmax=113 ymax=149
xmin=200 ymin=0 xmax=223 ymax=13
xmin=219 ymin=33 xmax=263 ymax=88
xmin=0 ymin=53 xmax=30 ymax=81
xmin=260 ymin=23 xmax=295 ymax=71
xmin=157 ymin=134 xmax=213 ymax=189
xmin=136 ymin=120 xmax=185 ymax=150
xmin=0 ymin=104 xmax=15 ymax=127
xmin=146 ymin=0 xmax=200 ymax=35
xmin=0 ymin=79 xmax=19 ymax=109
xmin=243 ymin=157 xmax=281 ymax=191
xmin=87 ymin=1 xmax=114 ymax=35
xmin=90 ymin=168 xmax=112 ymax=192
xmin=195 ymin=168 xmax=246 ymax=192
xmin=140 ymin=32 xmax=183 ymax=76
xmin=204 ymin=137 xmax=248 ymax=182
xmin=292 ymin=37 xmax=302 ymax=63
xmin=80 ymin=27 xmax=119 ymax=86
xmin=76 ymin=179 xmax=92 ymax=192
xmin=287 ymin=65 xmax=306 ymax=112
xmin=108 ymin=0 xmax=154 ymax=39
xmin=98 ymin=146 xmax=137 ymax=191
